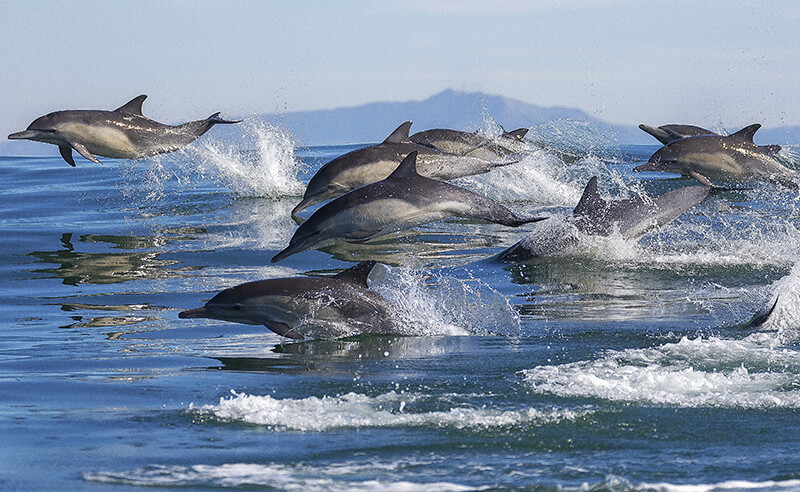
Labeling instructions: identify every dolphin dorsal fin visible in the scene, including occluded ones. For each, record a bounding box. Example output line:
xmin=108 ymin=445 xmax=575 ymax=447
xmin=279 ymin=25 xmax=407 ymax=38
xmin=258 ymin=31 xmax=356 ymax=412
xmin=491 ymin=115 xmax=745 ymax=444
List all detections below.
xmin=573 ymin=177 xmax=606 ymax=217
xmin=333 ymin=260 xmax=377 ymax=287
xmin=115 ymin=95 xmax=147 ymax=115
xmin=731 ymin=123 xmax=761 ymax=142
xmin=502 ymin=128 xmax=529 ymax=141
xmin=388 ymin=151 xmax=420 ymax=179
xmin=383 ymin=121 xmax=413 ymax=144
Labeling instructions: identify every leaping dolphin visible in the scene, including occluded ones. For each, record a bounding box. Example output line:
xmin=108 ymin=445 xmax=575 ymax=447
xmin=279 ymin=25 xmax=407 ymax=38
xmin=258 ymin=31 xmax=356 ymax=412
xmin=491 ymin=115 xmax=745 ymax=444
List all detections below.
xmin=634 ymin=124 xmax=796 ymax=188
xmin=291 ymin=121 xmax=518 ymax=216
xmin=638 ymin=124 xmax=717 ymax=145
xmin=8 ymin=95 xmax=240 ymax=166
xmin=179 ymin=261 xmax=396 ymax=340
xmin=274 ymin=151 xmax=546 ymax=262
xmin=497 ymin=176 xmax=723 ymax=262
xmin=410 ymin=127 xmax=529 ymax=160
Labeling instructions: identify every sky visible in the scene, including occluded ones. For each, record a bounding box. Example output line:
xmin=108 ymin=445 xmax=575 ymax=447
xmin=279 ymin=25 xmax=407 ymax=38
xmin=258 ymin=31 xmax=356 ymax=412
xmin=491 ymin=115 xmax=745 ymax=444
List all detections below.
xmin=1 ymin=0 xmax=798 ymax=140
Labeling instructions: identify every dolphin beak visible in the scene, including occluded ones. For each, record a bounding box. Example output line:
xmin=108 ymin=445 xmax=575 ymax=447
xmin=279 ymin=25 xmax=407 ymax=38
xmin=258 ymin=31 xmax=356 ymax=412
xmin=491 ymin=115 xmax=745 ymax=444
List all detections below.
xmin=272 ymin=244 xmax=298 ymax=263
xmin=8 ymin=130 xmax=38 ymax=140
xmin=178 ymin=307 xmax=209 ymax=319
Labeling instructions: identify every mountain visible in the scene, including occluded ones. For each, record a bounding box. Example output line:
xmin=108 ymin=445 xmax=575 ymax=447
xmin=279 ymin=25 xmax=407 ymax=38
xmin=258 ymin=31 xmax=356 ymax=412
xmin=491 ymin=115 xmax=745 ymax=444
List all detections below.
xmin=255 ymin=89 xmax=644 ymax=146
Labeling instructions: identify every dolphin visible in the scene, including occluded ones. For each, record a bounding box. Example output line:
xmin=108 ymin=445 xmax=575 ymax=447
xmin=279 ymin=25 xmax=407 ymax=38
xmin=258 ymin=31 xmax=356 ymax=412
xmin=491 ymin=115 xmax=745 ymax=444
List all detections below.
xmin=178 ymin=261 xmax=395 ymax=339
xmin=634 ymin=124 xmax=796 ymax=188
xmin=274 ymin=151 xmax=546 ymax=262
xmin=496 ymin=176 xmax=722 ymax=262
xmin=638 ymin=124 xmax=717 ymax=145
xmin=291 ymin=121 xmax=517 ymax=216
xmin=410 ymin=127 xmax=529 ymax=160
xmin=8 ymin=95 xmax=240 ymax=166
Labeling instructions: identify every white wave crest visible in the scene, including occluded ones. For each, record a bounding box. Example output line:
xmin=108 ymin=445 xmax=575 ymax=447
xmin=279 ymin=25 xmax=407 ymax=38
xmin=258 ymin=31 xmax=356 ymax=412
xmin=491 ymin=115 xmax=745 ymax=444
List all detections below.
xmin=190 ymin=390 xmax=582 ymax=431
xmin=84 ymin=462 xmax=476 ymax=491
xmin=523 ymin=336 xmax=800 ymax=408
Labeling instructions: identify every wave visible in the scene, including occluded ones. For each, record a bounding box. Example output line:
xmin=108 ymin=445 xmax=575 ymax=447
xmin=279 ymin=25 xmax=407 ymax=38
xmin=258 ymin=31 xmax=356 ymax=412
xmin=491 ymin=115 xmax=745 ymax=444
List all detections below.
xmin=83 ymin=462 xmax=476 ymax=491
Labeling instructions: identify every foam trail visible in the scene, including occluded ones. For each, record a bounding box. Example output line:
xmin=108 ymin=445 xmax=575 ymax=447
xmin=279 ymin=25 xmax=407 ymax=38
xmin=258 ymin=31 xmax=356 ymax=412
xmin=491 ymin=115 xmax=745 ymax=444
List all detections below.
xmin=523 ymin=336 xmax=800 ymax=408
xmin=189 ymin=390 xmax=583 ymax=431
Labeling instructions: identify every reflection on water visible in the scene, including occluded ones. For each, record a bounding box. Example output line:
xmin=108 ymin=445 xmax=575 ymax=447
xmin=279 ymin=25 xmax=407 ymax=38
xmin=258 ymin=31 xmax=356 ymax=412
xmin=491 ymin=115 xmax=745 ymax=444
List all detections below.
xmin=27 ymin=232 xmax=198 ymax=285
xmin=210 ymin=336 xmax=471 ymax=374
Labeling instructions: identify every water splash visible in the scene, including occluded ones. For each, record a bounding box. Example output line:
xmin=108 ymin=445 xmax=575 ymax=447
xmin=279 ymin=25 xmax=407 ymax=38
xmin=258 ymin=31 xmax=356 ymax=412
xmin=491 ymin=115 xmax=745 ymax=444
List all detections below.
xmin=190 ymin=119 xmax=305 ymax=198
xmin=754 ymin=261 xmax=800 ymax=342
xmin=371 ymin=264 xmax=521 ymax=337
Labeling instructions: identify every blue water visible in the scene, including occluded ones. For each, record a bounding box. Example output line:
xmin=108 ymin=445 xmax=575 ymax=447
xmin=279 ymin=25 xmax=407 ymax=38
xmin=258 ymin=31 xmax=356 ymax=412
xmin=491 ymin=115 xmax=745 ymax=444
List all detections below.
xmin=2 ymin=120 xmax=800 ymax=491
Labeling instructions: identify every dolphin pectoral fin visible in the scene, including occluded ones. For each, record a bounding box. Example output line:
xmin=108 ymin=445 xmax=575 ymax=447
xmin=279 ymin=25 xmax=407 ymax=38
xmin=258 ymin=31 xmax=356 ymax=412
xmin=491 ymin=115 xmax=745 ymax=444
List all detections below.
xmin=265 ymin=321 xmax=304 ymax=339
xmin=688 ymin=171 xmax=714 ymax=187
xmin=69 ymin=141 xmax=101 ymax=164
xmin=59 ymin=146 xmax=76 ymax=167
xmin=345 ymin=230 xmax=381 ymax=242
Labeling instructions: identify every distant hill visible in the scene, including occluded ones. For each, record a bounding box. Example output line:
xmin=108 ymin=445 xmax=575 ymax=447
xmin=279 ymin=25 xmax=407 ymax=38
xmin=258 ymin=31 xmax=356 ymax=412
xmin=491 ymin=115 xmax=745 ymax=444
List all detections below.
xmin=2 ymin=89 xmax=797 ymax=155
xmin=254 ymin=89 xmax=645 ymax=146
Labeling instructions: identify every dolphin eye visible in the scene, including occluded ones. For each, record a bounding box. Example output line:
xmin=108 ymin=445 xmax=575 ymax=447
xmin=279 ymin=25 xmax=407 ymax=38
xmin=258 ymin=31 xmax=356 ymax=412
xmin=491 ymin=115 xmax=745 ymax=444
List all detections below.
xmin=234 ymin=303 xmax=242 ymax=311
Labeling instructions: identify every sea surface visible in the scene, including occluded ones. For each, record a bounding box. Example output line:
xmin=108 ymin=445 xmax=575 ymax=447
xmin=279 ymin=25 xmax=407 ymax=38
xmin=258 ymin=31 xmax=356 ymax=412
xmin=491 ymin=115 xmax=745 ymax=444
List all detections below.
xmin=2 ymin=120 xmax=800 ymax=491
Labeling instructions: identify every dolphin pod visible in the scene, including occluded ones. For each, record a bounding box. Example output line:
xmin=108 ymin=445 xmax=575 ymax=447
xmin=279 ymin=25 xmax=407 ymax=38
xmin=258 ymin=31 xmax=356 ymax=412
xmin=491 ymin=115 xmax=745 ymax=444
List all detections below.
xmin=496 ymin=175 xmax=724 ymax=262
xmin=410 ymin=127 xmax=530 ymax=161
xmin=179 ymin=261 xmax=395 ymax=339
xmin=290 ymin=121 xmax=519 ymax=216
xmin=8 ymin=95 xmax=240 ymax=166
xmin=12 ymin=98 xmax=786 ymax=337
xmin=635 ymin=124 xmax=797 ymax=188
xmin=273 ymin=151 xmax=546 ymax=263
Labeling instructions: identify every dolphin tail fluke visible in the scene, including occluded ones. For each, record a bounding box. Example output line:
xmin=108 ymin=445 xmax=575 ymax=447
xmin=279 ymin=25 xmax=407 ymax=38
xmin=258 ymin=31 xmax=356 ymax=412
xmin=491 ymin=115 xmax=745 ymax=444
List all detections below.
xmin=186 ymin=113 xmax=242 ymax=137
xmin=638 ymin=124 xmax=674 ymax=145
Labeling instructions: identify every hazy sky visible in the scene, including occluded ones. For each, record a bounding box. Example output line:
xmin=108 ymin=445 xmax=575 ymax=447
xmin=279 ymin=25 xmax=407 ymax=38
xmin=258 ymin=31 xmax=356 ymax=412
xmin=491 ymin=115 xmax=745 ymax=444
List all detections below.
xmin=1 ymin=0 xmax=798 ymax=139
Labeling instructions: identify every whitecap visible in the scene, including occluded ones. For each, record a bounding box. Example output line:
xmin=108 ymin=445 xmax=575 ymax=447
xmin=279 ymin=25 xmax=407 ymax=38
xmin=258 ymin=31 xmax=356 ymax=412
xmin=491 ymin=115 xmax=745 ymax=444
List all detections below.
xmin=189 ymin=390 xmax=584 ymax=431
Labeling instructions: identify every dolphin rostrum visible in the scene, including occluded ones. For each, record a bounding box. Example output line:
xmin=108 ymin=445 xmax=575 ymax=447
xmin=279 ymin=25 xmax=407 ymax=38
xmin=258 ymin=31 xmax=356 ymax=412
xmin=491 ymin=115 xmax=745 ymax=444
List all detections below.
xmin=638 ymin=124 xmax=717 ymax=145
xmin=634 ymin=124 xmax=796 ymax=187
xmin=8 ymin=95 xmax=240 ymax=166
xmin=410 ymin=127 xmax=529 ymax=161
xmin=178 ymin=261 xmax=396 ymax=340
xmin=497 ymin=176 xmax=722 ymax=262
xmin=274 ymin=151 xmax=546 ymax=262
xmin=291 ymin=121 xmax=517 ymax=216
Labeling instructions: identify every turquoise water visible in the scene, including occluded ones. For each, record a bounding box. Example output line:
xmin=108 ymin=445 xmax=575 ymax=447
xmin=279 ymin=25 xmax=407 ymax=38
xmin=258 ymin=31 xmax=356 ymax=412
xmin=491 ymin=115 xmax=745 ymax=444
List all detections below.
xmin=2 ymin=121 xmax=800 ymax=491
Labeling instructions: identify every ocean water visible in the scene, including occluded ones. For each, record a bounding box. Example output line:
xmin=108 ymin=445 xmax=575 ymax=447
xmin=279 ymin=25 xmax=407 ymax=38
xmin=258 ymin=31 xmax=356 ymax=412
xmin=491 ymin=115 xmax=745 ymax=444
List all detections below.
xmin=2 ymin=119 xmax=800 ymax=491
